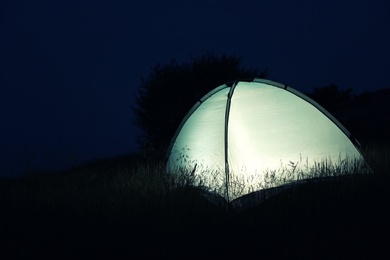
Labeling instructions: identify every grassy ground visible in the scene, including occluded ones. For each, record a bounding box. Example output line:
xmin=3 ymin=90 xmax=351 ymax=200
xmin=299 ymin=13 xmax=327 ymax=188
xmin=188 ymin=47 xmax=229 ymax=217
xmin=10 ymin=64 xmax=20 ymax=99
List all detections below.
xmin=0 ymin=146 xmax=389 ymax=258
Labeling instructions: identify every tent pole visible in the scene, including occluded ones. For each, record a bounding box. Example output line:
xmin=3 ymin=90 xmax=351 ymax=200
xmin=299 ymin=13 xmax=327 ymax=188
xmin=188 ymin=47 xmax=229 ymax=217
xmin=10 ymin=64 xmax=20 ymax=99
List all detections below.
xmin=224 ymin=82 xmax=238 ymax=203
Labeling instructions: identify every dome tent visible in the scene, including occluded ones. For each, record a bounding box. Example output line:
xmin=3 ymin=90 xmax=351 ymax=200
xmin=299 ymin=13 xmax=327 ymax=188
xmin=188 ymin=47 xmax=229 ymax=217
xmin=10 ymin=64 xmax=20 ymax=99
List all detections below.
xmin=166 ymin=78 xmax=365 ymax=203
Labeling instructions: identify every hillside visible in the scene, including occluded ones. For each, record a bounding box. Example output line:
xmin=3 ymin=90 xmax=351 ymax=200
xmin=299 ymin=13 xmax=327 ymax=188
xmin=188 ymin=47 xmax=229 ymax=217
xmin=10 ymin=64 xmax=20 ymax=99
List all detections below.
xmin=0 ymin=148 xmax=389 ymax=258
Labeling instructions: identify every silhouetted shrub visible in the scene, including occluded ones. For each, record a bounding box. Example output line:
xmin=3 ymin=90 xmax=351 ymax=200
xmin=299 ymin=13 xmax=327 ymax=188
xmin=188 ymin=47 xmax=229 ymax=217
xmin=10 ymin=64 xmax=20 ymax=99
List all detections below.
xmin=134 ymin=53 xmax=268 ymax=155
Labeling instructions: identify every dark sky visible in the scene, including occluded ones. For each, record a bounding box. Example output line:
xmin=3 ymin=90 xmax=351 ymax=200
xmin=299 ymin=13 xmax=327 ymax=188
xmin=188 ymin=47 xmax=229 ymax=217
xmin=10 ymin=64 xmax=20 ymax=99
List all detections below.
xmin=1 ymin=0 xmax=389 ymax=176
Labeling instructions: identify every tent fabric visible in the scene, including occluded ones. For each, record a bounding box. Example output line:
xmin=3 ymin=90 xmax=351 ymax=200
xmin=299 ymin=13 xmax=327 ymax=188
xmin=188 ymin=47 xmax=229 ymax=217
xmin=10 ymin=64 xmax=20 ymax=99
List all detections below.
xmin=166 ymin=78 xmax=364 ymax=202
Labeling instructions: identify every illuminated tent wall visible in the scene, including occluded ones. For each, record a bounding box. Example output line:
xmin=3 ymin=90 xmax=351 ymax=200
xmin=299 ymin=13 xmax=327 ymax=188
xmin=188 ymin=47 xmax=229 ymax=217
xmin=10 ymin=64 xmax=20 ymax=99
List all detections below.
xmin=166 ymin=78 xmax=364 ymax=203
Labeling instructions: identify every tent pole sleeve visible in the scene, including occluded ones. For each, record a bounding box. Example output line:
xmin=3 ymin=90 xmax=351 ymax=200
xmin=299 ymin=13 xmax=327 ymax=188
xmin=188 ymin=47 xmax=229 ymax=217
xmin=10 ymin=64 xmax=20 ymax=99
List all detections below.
xmin=224 ymin=82 xmax=238 ymax=203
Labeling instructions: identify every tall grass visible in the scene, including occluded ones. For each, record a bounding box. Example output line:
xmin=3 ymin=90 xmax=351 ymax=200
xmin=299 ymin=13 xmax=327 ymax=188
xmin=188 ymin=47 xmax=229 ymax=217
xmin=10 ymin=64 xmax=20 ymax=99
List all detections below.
xmin=0 ymin=147 xmax=384 ymax=214
xmin=168 ymin=153 xmax=372 ymax=204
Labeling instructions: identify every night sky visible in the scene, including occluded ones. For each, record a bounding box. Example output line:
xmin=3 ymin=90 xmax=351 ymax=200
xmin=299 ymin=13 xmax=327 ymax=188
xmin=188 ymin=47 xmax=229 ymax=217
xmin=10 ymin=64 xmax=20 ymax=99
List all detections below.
xmin=1 ymin=0 xmax=389 ymax=176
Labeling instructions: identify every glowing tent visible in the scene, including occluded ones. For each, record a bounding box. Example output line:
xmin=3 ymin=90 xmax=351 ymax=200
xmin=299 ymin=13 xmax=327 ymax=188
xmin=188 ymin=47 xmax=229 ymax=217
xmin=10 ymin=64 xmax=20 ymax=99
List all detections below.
xmin=166 ymin=79 xmax=364 ymax=202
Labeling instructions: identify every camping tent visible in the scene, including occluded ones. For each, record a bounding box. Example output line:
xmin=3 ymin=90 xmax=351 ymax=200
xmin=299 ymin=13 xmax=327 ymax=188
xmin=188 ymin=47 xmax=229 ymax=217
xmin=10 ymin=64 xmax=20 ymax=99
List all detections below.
xmin=166 ymin=78 xmax=364 ymax=202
